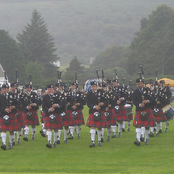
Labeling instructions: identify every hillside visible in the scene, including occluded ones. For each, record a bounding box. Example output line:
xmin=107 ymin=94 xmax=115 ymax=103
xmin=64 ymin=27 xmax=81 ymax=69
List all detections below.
xmin=0 ymin=0 xmax=174 ymax=65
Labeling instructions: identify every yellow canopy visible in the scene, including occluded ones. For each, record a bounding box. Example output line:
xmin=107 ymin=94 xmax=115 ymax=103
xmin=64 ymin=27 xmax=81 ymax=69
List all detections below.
xmin=146 ymin=78 xmax=174 ymax=87
xmin=158 ymin=78 xmax=174 ymax=87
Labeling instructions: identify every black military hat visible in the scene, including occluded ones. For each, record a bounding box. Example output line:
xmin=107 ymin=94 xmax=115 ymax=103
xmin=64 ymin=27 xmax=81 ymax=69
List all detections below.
xmin=154 ymin=81 xmax=158 ymax=85
xmin=159 ymin=80 xmax=165 ymax=84
xmin=47 ymin=84 xmax=54 ymax=88
xmin=1 ymin=83 xmax=9 ymax=89
xmin=90 ymin=80 xmax=97 ymax=86
xmin=25 ymin=83 xmax=32 ymax=88
xmin=136 ymin=78 xmax=144 ymax=83
xmin=55 ymin=82 xmax=64 ymax=87
xmin=10 ymin=82 xmax=17 ymax=88
xmin=112 ymin=79 xmax=119 ymax=83
xmin=71 ymin=82 xmax=76 ymax=86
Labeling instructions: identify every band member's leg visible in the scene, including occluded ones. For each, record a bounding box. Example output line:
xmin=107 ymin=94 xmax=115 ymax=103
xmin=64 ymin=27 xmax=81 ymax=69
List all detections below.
xmin=89 ymin=128 xmax=95 ymax=147
xmin=57 ymin=129 xmax=61 ymax=143
xmin=144 ymin=127 xmax=150 ymax=145
xmin=101 ymin=128 xmax=104 ymax=142
xmin=31 ymin=126 xmax=36 ymax=140
xmin=140 ymin=127 xmax=145 ymax=142
xmin=111 ymin=125 xmax=116 ymax=138
xmin=134 ymin=128 xmax=141 ymax=146
xmin=46 ymin=129 xmax=52 ymax=148
xmin=97 ymin=128 xmax=102 ymax=146
xmin=1 ymin=132 xmax=7 ymax=150
xmin=53 ymin=129 xmax=58 ymax=148
xmin=23 ymin=125 xmax=29 ymax=141
xmin=107 ymin=127 xmax=111 ymax=142
xmin=68 ymin=126 xmax=74 ymax=139
xmin=76 ymin=125 xmax=81 ymax=139
xmin=17 ymin=129 xmax=22 ymax=144
xmin=64 ymin=126 xmax=69 ymax=143
xmin=149 ymin=127 xmax=154 ymax=137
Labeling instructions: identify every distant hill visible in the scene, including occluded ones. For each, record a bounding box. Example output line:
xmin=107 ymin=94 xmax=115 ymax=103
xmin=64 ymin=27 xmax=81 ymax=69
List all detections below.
xmin=0 ymin=0 xmax=174 ymax=65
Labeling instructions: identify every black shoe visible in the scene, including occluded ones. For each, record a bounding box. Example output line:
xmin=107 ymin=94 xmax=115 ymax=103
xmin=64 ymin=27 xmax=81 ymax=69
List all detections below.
xmin=46 ymin=143 xmax=52 ymax=148
xmin=134 ymin=140 xmax=140 ymax=146
xmin=149 ymin=132 xmax=154 ymax=137
xmin=8 ymin=143 xmax=13 ymax=150
xmin=111 ymin=134 xmax=116 ymax=138
xmin=159 ymin=129 xmax=162 ymax=133
xmin=56 ymin=140 xmax=60 ymax=144
xmin=127 ymin=128 xmax=130 ymax=132
xmin=1 ymin=144 xmax=7 ymax=150
xmin=154 ymin=128 xmax=156 ymax=131
xmin=165 ymin=128 xmax=168 ymax=133
xmin=122 ymin=128 xmax=125 ymax=132
xmin=107 ymin=136 xmax=110 ymax=142
xmin=144 ymin=139 xmax=149 ymax=145
xmin=53 ymin=142 xmax=57 ymax=148
xmin=64 ymin=139 xmax=68 ymax=143
xmin=12 ymin=141 xmax=15 ymax=146
xmin=68 ymin=135 xmax=73 ymax=139
xmin=89 ymin=142 xmax=95 ymax=147
xmin=40 ymin=130 xmax=43 ymax=134
xmin=98 ymin=141 xmax=101 ymax=147
xmin=77 ymin=134 xmax=80 ymax=139
xmin=101 ymin=138 xmax=104 ymax=143
xmin=23 ymin=137 xmax=28 ymax=141
xmin=118 ymin=132 xmax=121 ymax=137
xmin=140 ymin=136 xmax=144 ymax=142
xmin=32 ymin=135 xmax=35 ymax=140
xmin=17 ymin=139 xmax=20 ymax=145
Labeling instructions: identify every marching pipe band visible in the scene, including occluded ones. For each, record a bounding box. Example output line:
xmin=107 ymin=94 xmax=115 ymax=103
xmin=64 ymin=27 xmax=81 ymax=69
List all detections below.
xmin=0 ymin=66 xmax=173 ymax=150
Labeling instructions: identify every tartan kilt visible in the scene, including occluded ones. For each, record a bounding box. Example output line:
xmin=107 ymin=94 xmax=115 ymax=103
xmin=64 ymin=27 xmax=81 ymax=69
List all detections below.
xmin=62 ymin=110 xmax=75 ymax=127
xmin=133 ymin=109 xmax=156 ymax=128
xmin=44 ymin=113 xmax=63 ymax=130
xmin=113 ymin=105 xmax=129 ymax=122
xmin=0 ymin=113 xmax=20 ymax=132
xmin=154 ymin=107 xmax=167 ymax=123
xmin=24 ymin=110 xmax=40 ymax=126
xmin=41 ymin=111 xmax=46 ymax=123
xmin=106 ymin=109 xmax=117 ymax=126
xmin=86 ymin=110 xmax=108 ymax=129
xmin=73 ymin=110 xmax=85 ymax=125
xmin=17 ymin=110 xmax=25 ymax=128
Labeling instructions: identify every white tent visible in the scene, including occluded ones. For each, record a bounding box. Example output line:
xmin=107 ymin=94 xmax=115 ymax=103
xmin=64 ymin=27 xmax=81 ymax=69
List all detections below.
xmin=0 ymin=64 xmax=7 ymax=85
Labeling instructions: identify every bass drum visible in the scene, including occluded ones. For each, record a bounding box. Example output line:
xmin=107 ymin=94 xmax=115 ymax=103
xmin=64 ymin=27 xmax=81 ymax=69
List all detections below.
xmin=162 ymin=104 xmax=174 ymax=121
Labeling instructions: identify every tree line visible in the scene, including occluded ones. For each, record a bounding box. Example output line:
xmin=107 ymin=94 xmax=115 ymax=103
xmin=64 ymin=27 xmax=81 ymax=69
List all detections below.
xmin=1 ymin=5 xmax=174 ymax=89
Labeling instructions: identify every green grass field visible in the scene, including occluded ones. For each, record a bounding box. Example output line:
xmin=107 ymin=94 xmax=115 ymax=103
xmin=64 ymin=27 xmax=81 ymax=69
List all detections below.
xmin=1 ymin=104 xmax=174 ymax=174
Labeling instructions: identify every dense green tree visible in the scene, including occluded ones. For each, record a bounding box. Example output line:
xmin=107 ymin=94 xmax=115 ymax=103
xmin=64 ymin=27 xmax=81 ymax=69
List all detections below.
xmin=25 ymin=61 xmax=44 ymax=87
xmin=63 ymin=56 xmax=85 ymax=88
xmin=127 ymin=5 xmax=174 ymax=77
xmin=17 ymin=9 xmax=58 ymax=78
xmin=0 ymin=30 xmax=25 ymax=83
xmin=89 ymin=45 xmax=129 ymax=80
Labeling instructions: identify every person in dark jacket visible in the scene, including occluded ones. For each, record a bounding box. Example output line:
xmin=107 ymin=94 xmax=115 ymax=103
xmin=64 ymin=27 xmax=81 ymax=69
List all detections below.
xmin=22 ymin=84 xmax=40 ymax=141
xmin=0 ymin=84 xmax=19 ymax=150
xmin=133 ymin=78 xmax=156 ymax=146
xmin=42 ymin=84 xmax=64 ymax=148
xmin=86 ymin=81 xmax=107 ymax=147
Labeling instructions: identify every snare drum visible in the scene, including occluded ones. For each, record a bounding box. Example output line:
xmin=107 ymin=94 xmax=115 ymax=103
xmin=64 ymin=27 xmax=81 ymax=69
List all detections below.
xmin=125 ymin=104 xmax=132 ymax=116
xmin=162 ymin=104 xmax=174 ymax=121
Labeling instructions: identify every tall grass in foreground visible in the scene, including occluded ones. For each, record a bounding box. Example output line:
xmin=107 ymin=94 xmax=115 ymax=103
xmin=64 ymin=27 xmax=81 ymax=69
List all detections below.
xmin=0 ymin=104 xmax=174 ymax=174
